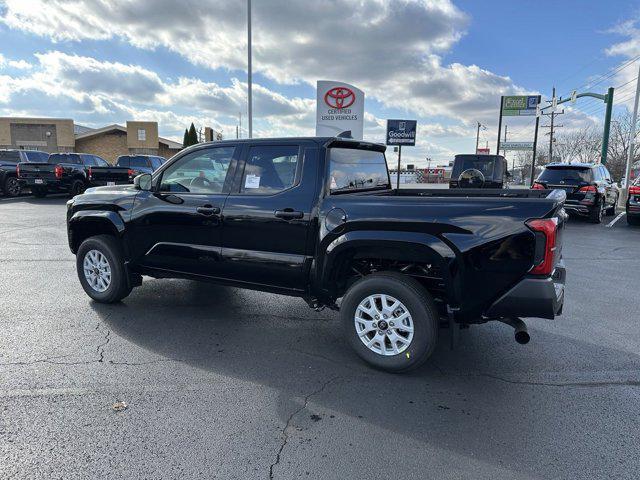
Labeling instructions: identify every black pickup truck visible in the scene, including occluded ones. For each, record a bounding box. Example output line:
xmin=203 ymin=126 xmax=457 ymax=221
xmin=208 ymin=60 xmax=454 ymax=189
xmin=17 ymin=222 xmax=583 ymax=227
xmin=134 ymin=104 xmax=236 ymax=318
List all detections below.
xmin=1 ymin=149 xmax=49 ymax=197
xmin=18 ymin=152 xmax=111 ymax=197
xmin=67 ymin=137 xmax=567 ymax=372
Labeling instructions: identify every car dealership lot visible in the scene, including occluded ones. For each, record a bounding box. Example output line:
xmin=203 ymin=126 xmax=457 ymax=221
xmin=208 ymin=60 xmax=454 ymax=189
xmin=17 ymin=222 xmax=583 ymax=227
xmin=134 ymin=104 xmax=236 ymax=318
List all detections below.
xmin=1 ymin=197 xmax=639 ymax=479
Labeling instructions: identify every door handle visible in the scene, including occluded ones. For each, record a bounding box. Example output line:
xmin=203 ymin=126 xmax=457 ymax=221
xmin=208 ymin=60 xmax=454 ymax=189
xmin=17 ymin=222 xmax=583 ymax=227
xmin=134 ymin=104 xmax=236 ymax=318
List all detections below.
xmin=274 ymin=209 xmax=304 ymax=220
xmin=196 ymin=205 xmax=220 ymax=216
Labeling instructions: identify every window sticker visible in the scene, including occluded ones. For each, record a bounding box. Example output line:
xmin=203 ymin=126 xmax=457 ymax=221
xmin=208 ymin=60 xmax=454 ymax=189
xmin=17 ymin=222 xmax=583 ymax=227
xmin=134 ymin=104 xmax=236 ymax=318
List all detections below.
xmin=245 ymin=174 xmax=261 ymax=189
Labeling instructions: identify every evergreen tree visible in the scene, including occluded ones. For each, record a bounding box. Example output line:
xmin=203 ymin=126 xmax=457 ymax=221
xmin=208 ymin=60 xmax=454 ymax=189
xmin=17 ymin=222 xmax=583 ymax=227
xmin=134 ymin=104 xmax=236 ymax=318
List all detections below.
xmin=182 ymin=128 xmax=189 ymax=147
xmin=188 ymin=123 xmax=198 ymax=146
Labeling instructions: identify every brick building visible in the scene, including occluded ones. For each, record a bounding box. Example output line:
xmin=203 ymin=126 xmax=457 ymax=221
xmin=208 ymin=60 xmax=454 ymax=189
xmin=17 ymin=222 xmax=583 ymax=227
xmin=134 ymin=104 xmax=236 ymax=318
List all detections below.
xmin=0 ymin=117 xmax=182 ymax=163
xmin=74 ymin=122 xmax=182 ymax=164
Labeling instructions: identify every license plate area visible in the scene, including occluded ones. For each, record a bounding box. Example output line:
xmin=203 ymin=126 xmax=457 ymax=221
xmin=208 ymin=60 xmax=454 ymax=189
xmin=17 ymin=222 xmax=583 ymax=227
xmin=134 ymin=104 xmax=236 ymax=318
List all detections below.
xmin=35 ymin=179 xmax=44 ymax=185
xmin=107 ymin=181 xmax=115 ymax=186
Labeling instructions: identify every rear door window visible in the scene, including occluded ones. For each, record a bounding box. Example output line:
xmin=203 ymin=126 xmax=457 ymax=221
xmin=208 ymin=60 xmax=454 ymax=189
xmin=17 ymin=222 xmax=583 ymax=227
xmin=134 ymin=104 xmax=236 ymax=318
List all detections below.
xmin=150 ymin=157 xmax=163 ymax=170
xmin=239 ymin=145 xmax=300 ymax=195
xmin=82 ymin=155 xmax=97 ymax=167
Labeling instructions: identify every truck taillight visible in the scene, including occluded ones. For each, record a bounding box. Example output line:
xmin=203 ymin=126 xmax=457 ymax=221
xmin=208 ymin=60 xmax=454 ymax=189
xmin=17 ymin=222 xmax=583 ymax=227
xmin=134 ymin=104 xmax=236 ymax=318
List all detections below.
xmin=629 ymin=185 xmax=640 ymax=195
xmin=579 ymin=185 xmax=596 ymax=193
xmin=16 ymin=164 xmax=20 ymax=177
xmin=128 ymin=169 xmax=135 ymax=178
xmin=531 ymin=182 xmax=545 ymax=190
xmin=88 ymin=167 xmax=92 ymax=180
xmin=54 ymin=165 xmax=64 ymax=179
xmin=526 ymin=217 xmax=558 ymax=276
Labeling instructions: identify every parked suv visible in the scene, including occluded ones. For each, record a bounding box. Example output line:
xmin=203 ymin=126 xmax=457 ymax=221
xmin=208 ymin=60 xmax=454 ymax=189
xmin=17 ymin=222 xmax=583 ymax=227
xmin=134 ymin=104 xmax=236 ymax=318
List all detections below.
xmin=533 ymin=163 xmax=618 ymax=223
xmin=0 ymin=149 xmax=49 ymax=197
xmin=626 ymin=176 xmax=640 ymax=226
xmin=449 ymin=154 xmax=508 ymax=189
xmin=17 ymin=152 xmax=110 ymax=197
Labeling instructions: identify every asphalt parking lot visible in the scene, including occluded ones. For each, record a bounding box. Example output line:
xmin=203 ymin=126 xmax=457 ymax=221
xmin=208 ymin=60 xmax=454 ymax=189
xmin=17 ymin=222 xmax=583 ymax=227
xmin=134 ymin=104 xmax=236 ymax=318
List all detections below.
xmin=1 ymin=196 xmax=639 ymax=479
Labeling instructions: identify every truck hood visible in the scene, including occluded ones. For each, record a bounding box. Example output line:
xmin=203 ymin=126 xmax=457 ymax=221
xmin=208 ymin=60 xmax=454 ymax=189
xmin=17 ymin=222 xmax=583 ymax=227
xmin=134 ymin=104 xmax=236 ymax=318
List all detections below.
xmin=85 ymin=184 xmax=137 ymax=194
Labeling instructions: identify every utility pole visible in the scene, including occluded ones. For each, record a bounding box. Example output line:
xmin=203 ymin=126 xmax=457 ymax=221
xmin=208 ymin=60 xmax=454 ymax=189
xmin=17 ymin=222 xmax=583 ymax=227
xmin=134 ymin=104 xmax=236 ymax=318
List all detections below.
xmin=247 ymin=0 xmax=253 ymax=138
xmin=504 ymin=124 xmax=508 ymax=143
xmin=542 ymin=88 xmax=563 ymax=162
xmin=623 ymin=64 xmax=640 ymax=205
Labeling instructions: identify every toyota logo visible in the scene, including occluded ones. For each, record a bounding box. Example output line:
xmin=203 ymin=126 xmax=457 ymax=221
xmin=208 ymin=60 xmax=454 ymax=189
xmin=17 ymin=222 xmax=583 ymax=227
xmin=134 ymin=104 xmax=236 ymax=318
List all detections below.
xmin=324 ymin=87 xmax=355 ymax=109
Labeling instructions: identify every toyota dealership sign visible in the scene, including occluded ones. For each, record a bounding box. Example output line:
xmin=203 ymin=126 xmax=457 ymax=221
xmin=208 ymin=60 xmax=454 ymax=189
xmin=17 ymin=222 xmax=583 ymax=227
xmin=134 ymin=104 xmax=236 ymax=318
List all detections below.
xmin=316 ymin=80 xmax=364 ymax=140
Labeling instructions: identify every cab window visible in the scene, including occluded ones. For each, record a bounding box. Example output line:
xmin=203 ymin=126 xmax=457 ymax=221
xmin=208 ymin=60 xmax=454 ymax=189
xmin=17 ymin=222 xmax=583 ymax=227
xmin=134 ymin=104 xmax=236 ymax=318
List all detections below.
xmin=239 ymin=145 xmax=300 ymax=195
xmin=159 ymin=147 xmax=235 ymax=194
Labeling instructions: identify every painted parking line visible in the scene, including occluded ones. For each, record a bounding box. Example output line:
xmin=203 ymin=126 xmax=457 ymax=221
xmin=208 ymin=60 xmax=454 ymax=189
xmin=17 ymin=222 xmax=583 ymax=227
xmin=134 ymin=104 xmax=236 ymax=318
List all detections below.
xmin=606 ymin=212 xmax=626 ymax=228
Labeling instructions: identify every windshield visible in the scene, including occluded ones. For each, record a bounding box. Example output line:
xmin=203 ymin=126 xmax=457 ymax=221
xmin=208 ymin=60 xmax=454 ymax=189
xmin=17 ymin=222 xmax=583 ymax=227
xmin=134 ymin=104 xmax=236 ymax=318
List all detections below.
xmin=328 ymin=147 xmax=390 ymax=193
xmin=538 ymin=167 xmax=592 ymax=184
xmin=451 ymin=155 xmax=497 ymax=178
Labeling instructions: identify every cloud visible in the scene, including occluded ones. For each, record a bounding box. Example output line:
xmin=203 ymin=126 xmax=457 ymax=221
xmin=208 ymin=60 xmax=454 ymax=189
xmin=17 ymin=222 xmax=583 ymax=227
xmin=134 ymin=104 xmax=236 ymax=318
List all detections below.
xmin=0 ymin=0 xmax=527 ymax=124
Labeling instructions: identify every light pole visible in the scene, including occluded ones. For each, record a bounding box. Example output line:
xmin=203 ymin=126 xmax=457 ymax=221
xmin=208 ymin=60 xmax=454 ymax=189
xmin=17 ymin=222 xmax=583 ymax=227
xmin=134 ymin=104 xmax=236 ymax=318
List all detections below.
xmin=247 ymin=0 xmax=253 ymax=138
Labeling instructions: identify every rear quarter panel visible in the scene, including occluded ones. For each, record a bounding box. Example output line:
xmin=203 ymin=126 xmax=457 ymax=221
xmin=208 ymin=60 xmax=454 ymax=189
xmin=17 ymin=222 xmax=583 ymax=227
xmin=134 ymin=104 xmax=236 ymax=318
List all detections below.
xmin=317 ymin=194 xmax=561 ymax=320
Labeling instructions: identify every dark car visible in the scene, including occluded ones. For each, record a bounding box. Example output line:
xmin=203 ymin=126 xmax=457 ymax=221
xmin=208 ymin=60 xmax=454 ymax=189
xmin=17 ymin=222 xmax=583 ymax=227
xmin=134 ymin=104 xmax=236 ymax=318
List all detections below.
xmin=0 ymin=149 xmax=49 ymax=197
xmin=449 ymin=154 xmax=508 ymax=189
xmin=532 ymin=163 xmax=619 ymax=223
xmin=66 ymin=137 xmax=567 ymax=372
xmin=115 ymin=154 xmax=166 ymax=180
xmin=17 ymin=152 xmax=110 ymax=197
xmin=626 ymin=176 xmax=640 ymax=226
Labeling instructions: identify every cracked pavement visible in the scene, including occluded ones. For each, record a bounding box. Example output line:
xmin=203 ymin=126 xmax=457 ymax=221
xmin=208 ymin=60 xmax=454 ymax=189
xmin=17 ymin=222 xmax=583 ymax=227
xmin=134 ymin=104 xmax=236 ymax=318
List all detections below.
xmin=1 ymin=196 xmax=639 ymax=479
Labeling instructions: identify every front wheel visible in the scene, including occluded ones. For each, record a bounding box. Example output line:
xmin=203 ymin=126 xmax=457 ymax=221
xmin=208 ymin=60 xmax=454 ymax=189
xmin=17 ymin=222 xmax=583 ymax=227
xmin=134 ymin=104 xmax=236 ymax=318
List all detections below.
xmin=76 ymin=235 xmax=132 ymax=303
xmin=340 ymin=272 xmax=439 ymax=373
xmin=3 ymin=176 xmax=21 ymax=197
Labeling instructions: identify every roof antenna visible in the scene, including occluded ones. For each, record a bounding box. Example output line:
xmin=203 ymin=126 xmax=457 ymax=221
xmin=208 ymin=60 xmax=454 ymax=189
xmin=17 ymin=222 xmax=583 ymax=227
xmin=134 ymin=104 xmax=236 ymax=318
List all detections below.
xmin=337 ymin=130 xmax=353 ymax=139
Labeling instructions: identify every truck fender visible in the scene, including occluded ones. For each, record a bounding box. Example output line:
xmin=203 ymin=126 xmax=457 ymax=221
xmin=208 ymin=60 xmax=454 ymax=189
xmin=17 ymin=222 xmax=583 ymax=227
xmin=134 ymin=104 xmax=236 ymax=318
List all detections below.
xmin=315 ymin=230 xmax=459 ymax=303
xmin=67 ymin=210 xmax=125 ymax=253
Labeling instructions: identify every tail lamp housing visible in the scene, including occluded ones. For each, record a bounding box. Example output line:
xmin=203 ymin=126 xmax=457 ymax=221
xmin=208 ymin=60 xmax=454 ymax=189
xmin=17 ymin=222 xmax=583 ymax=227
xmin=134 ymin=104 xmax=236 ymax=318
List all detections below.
xmin=531 ymin=182 xmax=545 ymax=190
xmin=526 ymin=217 xmax=558 ymax=276
xmin=54 ymin=164 xmax=64 ymax=179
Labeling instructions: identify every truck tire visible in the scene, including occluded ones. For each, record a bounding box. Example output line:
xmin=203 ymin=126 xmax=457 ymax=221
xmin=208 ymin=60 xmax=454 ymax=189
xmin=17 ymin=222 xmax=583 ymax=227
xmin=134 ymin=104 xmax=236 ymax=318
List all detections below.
xmin=588 ymin=200 xmax=604 ymax=224
xmin=76 ymin=235 xmax=132 ymax=303
xmin=32 ymin=186 xmax=47 ymax=198
xmin=628 ymin=215 xmax=640 ymax=226
xmin=3 ymin=175 xmax=21 ymax=197
xmin=70 ymin=179 xmax=85 ymax=197
xmin=341 ymin=272 xmax=439 ymax=373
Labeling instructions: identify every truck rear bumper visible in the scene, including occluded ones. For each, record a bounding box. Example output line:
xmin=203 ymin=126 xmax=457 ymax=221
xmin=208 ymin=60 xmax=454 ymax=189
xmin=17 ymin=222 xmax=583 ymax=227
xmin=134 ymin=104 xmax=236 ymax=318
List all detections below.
xmin=486 ymin=260 xmax=565 ymax=320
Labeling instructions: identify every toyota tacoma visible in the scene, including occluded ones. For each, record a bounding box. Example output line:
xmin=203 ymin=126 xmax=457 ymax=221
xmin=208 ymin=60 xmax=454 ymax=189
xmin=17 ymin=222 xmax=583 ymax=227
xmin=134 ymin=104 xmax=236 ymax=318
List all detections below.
xmin=66 ymin=137 xmax=567 ymax=372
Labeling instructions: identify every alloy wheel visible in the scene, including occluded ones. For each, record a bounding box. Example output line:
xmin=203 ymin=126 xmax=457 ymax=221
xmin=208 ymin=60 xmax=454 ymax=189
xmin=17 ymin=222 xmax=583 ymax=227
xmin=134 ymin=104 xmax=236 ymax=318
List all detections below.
xmin=354 ymin=294 xmax=414 ymax=356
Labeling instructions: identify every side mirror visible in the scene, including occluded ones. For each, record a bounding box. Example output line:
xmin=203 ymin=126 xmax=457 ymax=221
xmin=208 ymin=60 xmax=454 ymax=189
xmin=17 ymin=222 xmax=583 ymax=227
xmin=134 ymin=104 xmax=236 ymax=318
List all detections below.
xmin=134 ymin=173 xmax=152 ymax=191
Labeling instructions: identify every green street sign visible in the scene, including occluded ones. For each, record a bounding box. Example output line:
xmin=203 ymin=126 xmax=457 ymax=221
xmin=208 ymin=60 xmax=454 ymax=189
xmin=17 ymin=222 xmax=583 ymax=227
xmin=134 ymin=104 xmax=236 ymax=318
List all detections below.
xmin=502 ymin=95 xmax=539 ymax=116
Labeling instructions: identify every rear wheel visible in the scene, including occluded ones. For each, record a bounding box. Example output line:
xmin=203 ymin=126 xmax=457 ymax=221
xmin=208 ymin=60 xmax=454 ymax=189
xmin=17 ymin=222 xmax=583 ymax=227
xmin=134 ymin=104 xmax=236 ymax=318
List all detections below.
xmin=70 ymin=179 xmax=85 ymax=197
xmin=3 ymin=176 xmax=21 ymax=197
xmin=340 ymin=272 xmax=439 ymax=373
xmin=32 ymin=186 xmax=47 ymax=198
xmin=76 ymin=235 xmax=132 ymax=303
xmin=589 ymin=200 xmax=604 ymax=224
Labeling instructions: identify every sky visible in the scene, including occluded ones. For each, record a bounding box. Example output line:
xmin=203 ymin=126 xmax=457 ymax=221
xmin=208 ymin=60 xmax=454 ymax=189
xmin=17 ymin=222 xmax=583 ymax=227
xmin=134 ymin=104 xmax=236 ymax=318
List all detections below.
xmin=1 ymin=0 xmax=639 ymax=166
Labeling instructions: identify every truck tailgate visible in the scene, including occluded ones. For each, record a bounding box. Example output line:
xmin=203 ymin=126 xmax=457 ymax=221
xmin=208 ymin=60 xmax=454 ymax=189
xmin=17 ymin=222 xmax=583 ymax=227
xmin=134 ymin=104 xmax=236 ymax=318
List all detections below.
xmin=89 ymin=167 xmax=131 ymax=185
xmin=17 ymin=162 xmax=57 ymax=181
